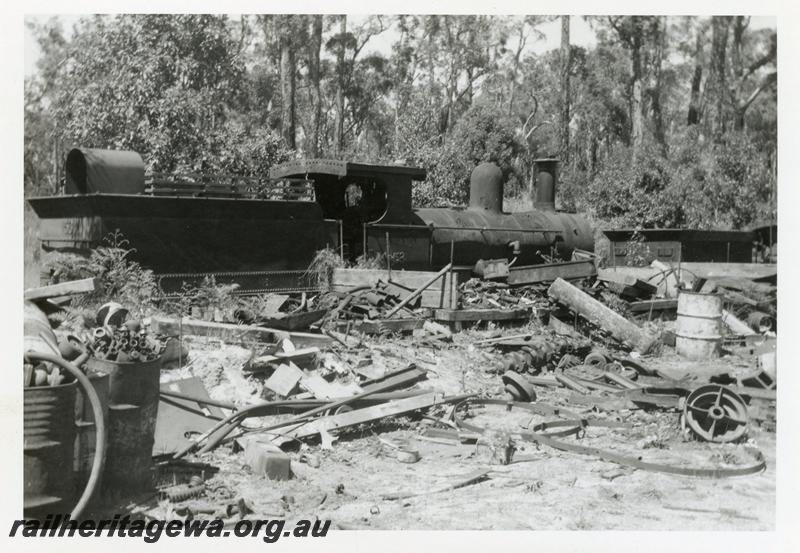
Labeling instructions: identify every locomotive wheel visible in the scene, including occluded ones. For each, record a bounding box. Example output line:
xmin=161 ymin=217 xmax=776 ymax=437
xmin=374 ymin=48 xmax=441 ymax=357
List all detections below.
xmin=682 ymin=385 xmax=748 ymax=443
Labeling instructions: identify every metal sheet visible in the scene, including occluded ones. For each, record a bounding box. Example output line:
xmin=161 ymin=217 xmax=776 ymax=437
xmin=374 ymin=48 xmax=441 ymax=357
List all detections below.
xmin=155 ymin=377 xmax=226 ymax=456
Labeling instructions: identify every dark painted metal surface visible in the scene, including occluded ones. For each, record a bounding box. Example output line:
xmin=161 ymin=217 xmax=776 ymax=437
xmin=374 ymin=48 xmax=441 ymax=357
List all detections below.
xmin=603 ymin=229 xmax=754 ymax=264
xmin=533 ymin=158 xmax=558 ymax=212
xmin=468 ymin=162 xmax=503 ymax=213
xmin=270 ymin=158 xmax=427 ymax=180
xmin=65 ymin=148 xmax=145 ymax=195
xmin=30 ymin=153 xmax=595 ymax=286
xmin=29 ymin=195 xmax=330 ymax=274
xmin=24 ymin=381 xmax=77 ymax=514
xmin=385 ymin=208 xmax=595 ymax=268
xmin=86 ymin=356 xmax=162 ymax=494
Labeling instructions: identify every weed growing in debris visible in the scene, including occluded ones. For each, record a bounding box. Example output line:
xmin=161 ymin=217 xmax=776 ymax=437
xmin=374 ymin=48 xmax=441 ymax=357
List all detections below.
xmin=40 ymin=230 xmax=248 ymax=321
xmin=306 ymin=248 xmax=346 ymax=291
xmin=305 ymin=247 xmax=404 ymax=291
xmin=624 ymin=229 xmax=653 ymax=267
xmin=42 ymin=230 xmax=163 ymax=318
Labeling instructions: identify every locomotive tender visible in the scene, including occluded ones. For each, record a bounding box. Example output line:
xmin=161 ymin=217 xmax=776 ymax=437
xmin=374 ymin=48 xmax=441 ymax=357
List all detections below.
xmin=27 ymin=148 xmax=595 ymax=292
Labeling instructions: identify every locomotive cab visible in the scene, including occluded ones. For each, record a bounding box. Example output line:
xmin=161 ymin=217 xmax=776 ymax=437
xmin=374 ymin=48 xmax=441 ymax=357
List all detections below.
xmin=270 ymin=159 xmax=426 ymax=261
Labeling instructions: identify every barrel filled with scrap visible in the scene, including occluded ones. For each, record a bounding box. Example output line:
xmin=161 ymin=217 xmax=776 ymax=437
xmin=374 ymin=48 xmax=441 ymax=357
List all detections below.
xmin=85 ymin=304 xmax=164 ymax=495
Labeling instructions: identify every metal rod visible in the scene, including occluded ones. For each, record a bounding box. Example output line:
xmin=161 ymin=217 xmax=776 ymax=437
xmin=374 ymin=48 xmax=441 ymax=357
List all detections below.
xmin=362 ymin=223 xmax=368 ymax=259
xmin=386 ymin=231 xmax=392 ymax=279
xmin=339 ymin=220 xmax=344 ymax=259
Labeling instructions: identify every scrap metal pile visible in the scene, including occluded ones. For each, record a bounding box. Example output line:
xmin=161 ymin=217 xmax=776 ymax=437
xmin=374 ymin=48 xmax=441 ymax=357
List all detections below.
xmin=23 ymin=256 xmax=777 ymax=522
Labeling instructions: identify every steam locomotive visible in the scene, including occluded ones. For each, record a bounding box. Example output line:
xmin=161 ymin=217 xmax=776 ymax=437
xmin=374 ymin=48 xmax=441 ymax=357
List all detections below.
xmin=27 ymin=148 xmax=596 ymax=292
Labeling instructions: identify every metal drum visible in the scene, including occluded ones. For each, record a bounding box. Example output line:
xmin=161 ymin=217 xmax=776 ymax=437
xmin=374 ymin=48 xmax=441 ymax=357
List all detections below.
xmin=675 ymin=292 xmax=723 ymax=360
xmin=24 ymin=381 xmax=77 ymax=515
xmin=86 ymin=356 xmax=162 ymax=495
xmin=73 ymin=371 xmax=109 ymax=495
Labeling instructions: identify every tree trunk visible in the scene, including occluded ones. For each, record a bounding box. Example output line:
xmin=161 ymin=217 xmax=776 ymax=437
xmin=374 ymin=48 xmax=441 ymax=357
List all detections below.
xmin=279 ymin=20 xmax=296 ymax=150
xmin=710 ymin=16 xmax=731 ymax=141
xmin=559 ymin=15 xmax=571 ymax=163
xmin=687 ymin=27 xmax=703 ymax=126
xmin=651 ymin=17 xmax=667 ymax=153
xmin=308 ymin=15 xmax=323 ymax=156
xmin=335 ymin=15 xmax=347 ymax=155
xmin=630 ymin=21 xmax=644 ymax=162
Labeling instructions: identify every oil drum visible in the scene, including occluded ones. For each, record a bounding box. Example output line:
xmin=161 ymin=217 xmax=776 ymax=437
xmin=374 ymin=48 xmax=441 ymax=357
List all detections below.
xmin=24 ymin=380 xmax=77 ymax=516
xmin=86 ymin=355 xmax=162 ymax=495
xmin=675 ymin=292 xmax=723 ymax=360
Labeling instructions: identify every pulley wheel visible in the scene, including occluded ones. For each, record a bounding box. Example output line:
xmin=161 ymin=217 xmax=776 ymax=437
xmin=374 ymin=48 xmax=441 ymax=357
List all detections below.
xmin=682 ymin=384 xmax=748 ymax=443
xmin=501 ymin=371 xmax=537 ymax=403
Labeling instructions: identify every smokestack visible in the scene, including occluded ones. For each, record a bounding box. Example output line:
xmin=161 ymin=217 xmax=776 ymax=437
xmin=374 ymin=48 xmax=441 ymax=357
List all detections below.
xmin=533 ymin=158 xmax=558 ymax=212
xmin=468 ymin=162 xmax=503 ymax=213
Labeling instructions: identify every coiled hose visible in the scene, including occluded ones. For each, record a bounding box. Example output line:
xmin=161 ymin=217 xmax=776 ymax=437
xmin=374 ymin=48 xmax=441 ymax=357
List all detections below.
xmin=25 ymin=352 xmax=106 ymax=520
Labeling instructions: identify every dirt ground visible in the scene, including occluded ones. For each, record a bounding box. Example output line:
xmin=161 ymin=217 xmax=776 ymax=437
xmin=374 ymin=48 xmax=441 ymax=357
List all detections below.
xmin=122 ymin=323 xmax=776 ymax=531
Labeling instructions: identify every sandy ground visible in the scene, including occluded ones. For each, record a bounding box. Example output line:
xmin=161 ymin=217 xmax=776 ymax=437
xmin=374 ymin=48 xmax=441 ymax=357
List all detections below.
xmin=121 ymin=326 xmax=775 ymax=531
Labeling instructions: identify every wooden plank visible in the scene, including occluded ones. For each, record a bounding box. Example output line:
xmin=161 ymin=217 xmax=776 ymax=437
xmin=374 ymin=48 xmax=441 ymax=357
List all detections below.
xmin=24 ymin=277 xmax=98 ymax=300
xmin=151 ymin=316 xmax=280 ymax=343
xmin=507 ymin=260 xmax=596 ymax=286
xmin=434 ymin=307 xmax=532 ymax=322
xmin=281 ymin=392 xmax=445 ymax=440
xmin=263 ymin=362 xmax=304 ymax=397
xmin=332 ymin=268 xmax=458 ymax=309
xmin=599 ymin=263 xmax=777 ymax=286
xmin=627 ymin=299 xmax=678 ymax=313
xmin=355 ymin=318 xmax=425 ymax=334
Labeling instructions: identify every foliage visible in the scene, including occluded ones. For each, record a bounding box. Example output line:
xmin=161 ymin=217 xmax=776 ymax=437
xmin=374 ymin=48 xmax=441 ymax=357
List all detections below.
xmin=25 ymin=14 xmax=777 ymax=232
xmin=305 ymin=248 xmax=346 ymax=291
xmin=581 ymin=142 xmax=686 ymax=227
xmin=42 ymin=231 xmax=163 ymax=317
xmin=412 ymin=102 xmax=525 ymax=207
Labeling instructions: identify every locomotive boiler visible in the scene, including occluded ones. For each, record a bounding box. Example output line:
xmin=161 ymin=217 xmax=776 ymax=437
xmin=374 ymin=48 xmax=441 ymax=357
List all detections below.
xmin=27 ymin=148 xmax=595 ymax=293
xmin=269 ymin=158 xmax=594 ymax=269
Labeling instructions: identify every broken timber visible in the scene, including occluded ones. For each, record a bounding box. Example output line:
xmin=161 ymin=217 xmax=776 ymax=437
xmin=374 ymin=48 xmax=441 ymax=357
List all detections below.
xmin=548 ymin=278 xmax=658 ymax=353
xmin=150 ymin=316 xmax=334 ymax=348
xmin=385 ymin=263 xmax=453 ymax=317
xmin=507 ymin=260 xmax=596 ymax=286
xmin=24 ymin=277 xmax=98 ymax=300
xmin=434 ymin=306 xmax=532 ymax=323
xmin=276 ymin=392 xmax=454 ymax=442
